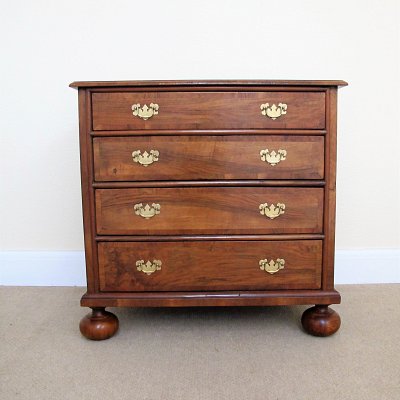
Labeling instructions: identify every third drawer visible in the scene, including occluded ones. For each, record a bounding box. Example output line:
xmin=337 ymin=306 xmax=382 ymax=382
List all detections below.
xmin=95 ymin=187 xmax=323 ymax=235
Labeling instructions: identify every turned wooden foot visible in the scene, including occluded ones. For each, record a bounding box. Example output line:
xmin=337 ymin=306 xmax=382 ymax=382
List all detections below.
xmin=79 ymin=307 xmax=119 ymax=340
xmin=301 ymin=305 xmax=341 ymax=337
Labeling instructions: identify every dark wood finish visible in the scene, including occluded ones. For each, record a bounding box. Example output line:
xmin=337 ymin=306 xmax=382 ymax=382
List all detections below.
xmin=96 ymin=234 xmax=325 ymax=241
xmin=322 ymin=88 xmax=338 ymax=290
xmin=93 ymin=180 xmax=325 ymax=188
xmin=78 ymin=89 xmax=96 ymax=293
xmin=91 ymin=129 xmax=327 ymax=136
xmin=90 ymin=86 xmax=331 ymax=93
xmin=92 ymin=91 xmax=325 ymax=131
xmin=95 ymin=187 xmax=323 ymax=235
xmin=80 ymin=290 xmax=341 ymax=307
xmin=71 ymin=80 xmax=348 ymax=88
xmin=79 ymin=307 xmax=119 ymax=340
xmin=98 ymin=240 xmax=322 ymax=292
xmin=94 ymin=135 xmax=324 ymax=181
xmin=301 ymin=305 xmax=341 ymax=337
xmin=72 ymin=79 xmax=345 ymax=338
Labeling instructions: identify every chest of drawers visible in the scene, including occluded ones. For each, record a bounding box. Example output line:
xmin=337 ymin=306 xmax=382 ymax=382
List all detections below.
xmin=70 ymin=80 xmax=347 ymax=340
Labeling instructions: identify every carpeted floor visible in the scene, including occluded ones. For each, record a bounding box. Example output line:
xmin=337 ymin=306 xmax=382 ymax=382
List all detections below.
xmin=0 ymin=284 xmax=399 ymax=400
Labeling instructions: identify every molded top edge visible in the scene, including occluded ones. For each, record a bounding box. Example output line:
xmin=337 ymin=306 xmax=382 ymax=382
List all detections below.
xmin=69 ymin=79 xmax=348 ymax=88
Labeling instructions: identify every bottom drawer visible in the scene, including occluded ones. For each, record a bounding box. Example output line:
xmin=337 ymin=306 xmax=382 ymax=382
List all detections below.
xmin=98 ymin=240 xmax=322 ymax=292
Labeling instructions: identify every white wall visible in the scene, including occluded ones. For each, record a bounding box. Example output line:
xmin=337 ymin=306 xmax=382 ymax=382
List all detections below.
xmin=1 ymin=0 xmax=399 ymax=283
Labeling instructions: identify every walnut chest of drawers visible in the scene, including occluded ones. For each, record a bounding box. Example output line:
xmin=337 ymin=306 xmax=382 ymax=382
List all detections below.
xmin=70 ymin=79 xmax=347 ymax=340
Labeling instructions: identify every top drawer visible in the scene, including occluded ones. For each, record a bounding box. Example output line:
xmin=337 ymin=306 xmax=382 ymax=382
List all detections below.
xmin=92 ymin=91 xmax=326 ymax=131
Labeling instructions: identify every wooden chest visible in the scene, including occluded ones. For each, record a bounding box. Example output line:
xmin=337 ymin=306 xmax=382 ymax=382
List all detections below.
xmin=70 ymin=80 xmax=347 ymax=340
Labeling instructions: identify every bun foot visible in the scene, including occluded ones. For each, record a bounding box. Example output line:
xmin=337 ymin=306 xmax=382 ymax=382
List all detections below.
xmin=79 ymin=307 xmax=119 ymax=340
xmin=301 ymin=305 xmax=341 ymax=337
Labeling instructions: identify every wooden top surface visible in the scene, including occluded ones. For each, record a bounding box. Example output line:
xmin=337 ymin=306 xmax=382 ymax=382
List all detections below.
xmin=70 ymin=79 xmax=348 ymax=88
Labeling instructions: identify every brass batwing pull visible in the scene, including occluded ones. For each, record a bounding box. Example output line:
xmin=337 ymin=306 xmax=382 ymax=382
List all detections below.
xmin=260 ymin=149 xmax=287 ymax=166
xmin=131 ymin=103 xmax=159 ymax=120
xmin=259 ymin=258 xmax=285 ymax=274
xmin=134 ymin=203 xmax=161 ymax=219
xmin=260 ymin=103 xmax=287 ymax=120
xmin=136 ymin=260 xmax=162 ymax=275
xmin=259 ymin=203 xmax=285 ymax=219
xmin=132 ymin=150 xmax=159 ymax=166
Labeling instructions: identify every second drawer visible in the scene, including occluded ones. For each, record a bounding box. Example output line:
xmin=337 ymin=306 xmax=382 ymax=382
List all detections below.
xmin=93 ymin=135 xmax=324 ymax=181
xmin=95 ymin=187 xmax=323 ymax=235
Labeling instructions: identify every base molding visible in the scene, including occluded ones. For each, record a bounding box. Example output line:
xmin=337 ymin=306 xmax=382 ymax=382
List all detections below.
xmin=1 ymin=249 xmax=399 ymax=286
xmin=81 ymin=289 xmax=341 ymax=307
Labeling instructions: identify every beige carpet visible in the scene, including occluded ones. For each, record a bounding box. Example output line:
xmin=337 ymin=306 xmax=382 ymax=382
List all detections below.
xmin=0 ymin=285 xmax=399 ymax=400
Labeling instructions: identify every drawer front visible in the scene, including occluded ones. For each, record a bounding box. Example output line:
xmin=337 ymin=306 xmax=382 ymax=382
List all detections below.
xmin=98 ymin=240 xmax=322 ymax=291
xmin=94 ymin=135 xmax=324 ymax=181
xmin=95 ymin=187 xmax=323 ymax=235
xmin=92 ymin=91 xmax=325 ymax=131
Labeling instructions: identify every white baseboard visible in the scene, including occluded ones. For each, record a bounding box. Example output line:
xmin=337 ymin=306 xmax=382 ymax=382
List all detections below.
xmin=0 ymin=251 xmax=87 ymax=286
xmin=0 ymin=249 xmax=399 ymax=286
xmin=334 ymin=249 xmax=400 ymax=284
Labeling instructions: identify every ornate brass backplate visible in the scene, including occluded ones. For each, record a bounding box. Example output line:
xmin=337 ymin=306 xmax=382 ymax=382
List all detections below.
xmin=134 ymin=203 xmax=161 ymax=219
xmin=259 ymin=203 xmax=285 ymax=219
xmin=136 ymin=260 xmax=162 ymax=275
xmin=131 ymin=103 xmax=159 ymax=120
xmin=260 ymin=103 xmax=288 ymax=120
xmin=132 ymin=150 xmax=159 ymax=166
xmin=259 ymin=258 xmax=285 ymax=274
xmin=260 ymin=149 xmax=287 ymax=166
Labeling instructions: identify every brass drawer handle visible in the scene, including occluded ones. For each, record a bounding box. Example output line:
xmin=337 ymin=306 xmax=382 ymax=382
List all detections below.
xmin=131 ymin=103 xmax=159 ymax=120
xmin=260 ymin=103 xmax=287 ymax=120
xmin=132 ymin=150 xmax=159 ymax=166
xmin=259 ymin=203 xmax=285 ymax=219
xmin=259 ymin=258 xmax=285 ymax=274
xmin=260 ymin=149 xmax=287 ymax=166
xmin=136 ymin=260 xmax=162 ymax=275
xmin=134 ymin=203 xmax=161 ymax=219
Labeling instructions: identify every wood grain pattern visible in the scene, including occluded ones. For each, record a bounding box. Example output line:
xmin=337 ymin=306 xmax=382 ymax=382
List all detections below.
xmin=72 ymin=80 xmax=346 ymax=336
xmin=93 ymin=135 xmax=324 ymax=181
xmin=92 ymin=91 xmax=325 ymax=130
xmin=78 ymin=89 xmax=97 ymax=293
xmin=81 ymin=289 xmax=341 ymax=307
xmin=70 ymin=79 xmax=348 ymax=88
xmin=301 ymin=305 xmax=341 ymax=337
xmin=95 ymin=187 xmax=324 ymax=235
xmin=322 ymin=88 xmax=338 ymax=290
xmin=98 ymin=240 xmax=322 ymax=291
xmin=95 ymin=234 xmax=325 ymax=242
xmin=91 ymin=129 xmax=327 ymax=137
xmin=79 ymin=308 xmax=119 ymax=340
xmin=93 ymin=180 xmax=325 ymax=188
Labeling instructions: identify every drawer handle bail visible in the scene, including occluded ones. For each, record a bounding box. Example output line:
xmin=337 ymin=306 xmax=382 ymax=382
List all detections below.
xmin=134 ymin=203 xmax=161 ymax=219
xmin=259 ymin=203 xmax=285 ymax=219
xmin=260 ymin=149 xmax=287 ymax=166
xmin=131 ymin=103 xmax=159 ymax=120
xmin=259 ymin=258 xmax=285 ymax=274
xmin=136 ymin=260 xmax=162 ymax=275
xmin=260 ymin=103 xmax=287 ymax=120
xmin=132 ymin=150 xmax=159 ymax=166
